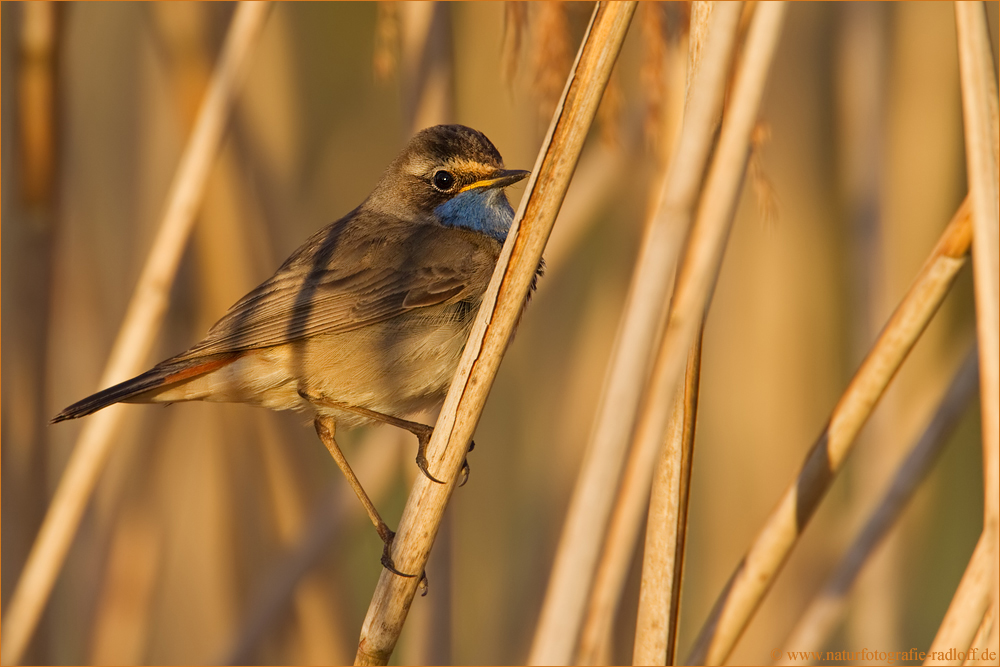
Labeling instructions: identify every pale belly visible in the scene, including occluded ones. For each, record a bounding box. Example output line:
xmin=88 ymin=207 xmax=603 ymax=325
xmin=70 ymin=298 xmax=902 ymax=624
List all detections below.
xmin=146 ymin=304 xmax=476 ymax=426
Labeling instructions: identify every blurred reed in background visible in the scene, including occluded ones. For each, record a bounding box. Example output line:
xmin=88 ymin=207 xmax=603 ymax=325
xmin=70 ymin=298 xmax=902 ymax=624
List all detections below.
xmin=2 ymin=2 xmax=997 ymax=664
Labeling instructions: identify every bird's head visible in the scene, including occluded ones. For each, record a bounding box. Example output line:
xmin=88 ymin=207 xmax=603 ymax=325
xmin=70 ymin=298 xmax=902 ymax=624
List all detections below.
xmin=366 ymin=125 xmax=530 ymax=242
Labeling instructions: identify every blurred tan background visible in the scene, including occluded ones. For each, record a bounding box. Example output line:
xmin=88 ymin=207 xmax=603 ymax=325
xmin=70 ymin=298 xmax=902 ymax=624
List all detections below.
xmin=2 ymin=2 xmax=997 ymax=664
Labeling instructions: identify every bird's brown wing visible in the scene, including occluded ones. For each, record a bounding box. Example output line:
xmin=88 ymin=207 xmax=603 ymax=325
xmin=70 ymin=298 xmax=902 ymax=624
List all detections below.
xmin=173 ymin=218 xmax=499 ymax=362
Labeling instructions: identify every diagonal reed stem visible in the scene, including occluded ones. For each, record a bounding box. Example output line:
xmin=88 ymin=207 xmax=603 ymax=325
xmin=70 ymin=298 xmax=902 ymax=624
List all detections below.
xmin=776 ymin=347 xmax=980 ymax=664
xmin=353 ymin=4 xmax=637 ymax=664
xmin=529 ymin=5 xmax=745 ymax=663
xmin=633 ymin=336 xmax=702 ymax=666
xmin=0 ymin=4 xmax=271 ymax=665
xmin=685 ymin=196 xmax=974 ymax=665
xmin=963 ymin=603 xmax=996 ymax=665
xmin=954 ymin=1 xmax=1000 ymax=643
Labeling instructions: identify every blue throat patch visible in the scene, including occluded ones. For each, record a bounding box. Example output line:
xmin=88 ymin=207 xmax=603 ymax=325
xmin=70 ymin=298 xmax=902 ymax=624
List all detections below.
xmin=433 ymin=188 xmax=515 ymax=242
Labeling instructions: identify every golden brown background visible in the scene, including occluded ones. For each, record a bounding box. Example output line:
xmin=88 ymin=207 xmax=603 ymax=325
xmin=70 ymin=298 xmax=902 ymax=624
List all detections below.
xmin=2 ymin=2 xmax=998 ymax=664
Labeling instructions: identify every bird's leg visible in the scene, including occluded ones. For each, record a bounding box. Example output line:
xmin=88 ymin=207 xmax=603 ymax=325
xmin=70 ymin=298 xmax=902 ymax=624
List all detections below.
xmin=312 ymin=414 xmax=418 ymax=580
xmin=300 ymin=391 xmax=473 ymax=487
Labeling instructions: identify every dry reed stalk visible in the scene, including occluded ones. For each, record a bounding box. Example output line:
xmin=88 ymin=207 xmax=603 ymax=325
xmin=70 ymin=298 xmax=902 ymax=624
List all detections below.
xmin=354 ymin=4 xmax=637 ymax=664
xmin=572 ymin=144 xmax=689 ymax=667
xmin=574 ymin=340 xmax=701 ymax=665
xmin=955 ymin=2 xmax=1000 ymax=639
xmin=626 ymin=4 xmax=787 ymax=662
xmin=649 ymin=0 xmax=785 ymax=476
xmin=554 ymin=59 xmax=687 ymax=663
xmin=573 ymin=60 xmax=694 ymax=665
xmin=232 ymin=5 xmax=454 ymax=658
xmin=148 ymin=7 xmax=307 ymax=659
xmin=685 ymin=196 xmax=975 ymax=665
xmin=632 ymin=338 xmax=702 ymax=666
xmin=528 ymin=6 xmax=743 ymax=663
xmin=963 ymin=604 xmax=995 ymax=666
xmin=397 ymin=8 xmax=456 ymax=659
xmin=834 ymin=5 xmax=894 ymax=645
xmin=397 ymin=456 xmax=455 ymax=667
xmin=0 ymin=5 xmax=271 ymax=665
xmin=776 ymin=347 xmax=980 ymax=664
xmin=925 ymin=532 xmax=993 ymax=665
xmin=685 ymin=2 xmax=715 ymax=94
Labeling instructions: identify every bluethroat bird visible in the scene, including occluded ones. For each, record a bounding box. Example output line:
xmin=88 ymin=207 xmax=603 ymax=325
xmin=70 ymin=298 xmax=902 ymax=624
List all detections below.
xmin=54 ymin=124 xmax=532 ymax=577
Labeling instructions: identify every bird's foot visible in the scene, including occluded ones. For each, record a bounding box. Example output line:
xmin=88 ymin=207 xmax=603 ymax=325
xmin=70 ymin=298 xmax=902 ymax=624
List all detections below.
xmin=458 ymin=440 xmax=475 ymax=487
xmin=377 ymin=526 xmax=423 ymax=581
xmin=298 ymin=389 xmax=475 ymax=488
xmin=413 ymin=425 xmax=445 ymax=484
xmin=415 ymin=432 xmax=475 ymax=488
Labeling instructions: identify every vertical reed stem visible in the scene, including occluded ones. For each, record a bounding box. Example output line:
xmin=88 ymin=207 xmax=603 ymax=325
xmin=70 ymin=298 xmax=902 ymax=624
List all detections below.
xmin=633 ymin=337 xmax=702 ymax=665
xmin=954 ymin=2 xmax=1000 ymax=642
xmin=529 ymin=6 xmax=744 ymax=663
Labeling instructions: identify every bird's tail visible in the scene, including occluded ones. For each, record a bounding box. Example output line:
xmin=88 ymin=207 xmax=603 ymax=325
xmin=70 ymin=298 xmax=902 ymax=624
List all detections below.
xmin=51 ymin=354 xmax=234 ymax=423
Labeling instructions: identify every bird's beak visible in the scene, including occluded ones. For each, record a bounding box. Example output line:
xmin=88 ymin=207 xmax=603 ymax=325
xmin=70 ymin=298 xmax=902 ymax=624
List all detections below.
xmin=460 ymin=169 xmax=530 ymax=193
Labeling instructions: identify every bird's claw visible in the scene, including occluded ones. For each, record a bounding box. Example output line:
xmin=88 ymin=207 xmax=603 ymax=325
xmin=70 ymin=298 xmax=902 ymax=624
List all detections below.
xmin=417 ymin=437 xmax=475 ymax=486
xmin=379 ymin=529 xmax=419 ymax=579
xmin=458 ymin=439 xmax=475 ymax=486
xmin=415 ymin=452 xmax=446 ymax=484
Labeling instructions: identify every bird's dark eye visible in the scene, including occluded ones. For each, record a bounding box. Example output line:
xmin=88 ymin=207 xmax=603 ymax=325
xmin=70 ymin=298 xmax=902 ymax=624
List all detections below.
xmin=432 ymin=170 xmax=456 ymax=191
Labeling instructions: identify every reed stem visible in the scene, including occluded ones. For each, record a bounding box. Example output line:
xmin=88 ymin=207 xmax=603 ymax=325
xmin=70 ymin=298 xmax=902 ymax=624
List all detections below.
xmin=685 ymin=197 xmax=974 ymax=665
xmin=0 ymin=5 xmax=271 ymax=664
xmin=529 ymin=6 xmax=743 ymax=662
xmin=776 ymin=347 xmax=980 ymax=663
xmin=954 ymin=2 xmax=1000 ymax=641
xmin=354 ymin=4 xmax=637 ymax=664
